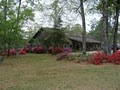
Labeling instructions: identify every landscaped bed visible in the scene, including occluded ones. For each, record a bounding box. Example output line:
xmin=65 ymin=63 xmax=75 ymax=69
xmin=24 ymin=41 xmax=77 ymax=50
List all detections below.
xmin=0 ymin=54 xmax=120 ymax=90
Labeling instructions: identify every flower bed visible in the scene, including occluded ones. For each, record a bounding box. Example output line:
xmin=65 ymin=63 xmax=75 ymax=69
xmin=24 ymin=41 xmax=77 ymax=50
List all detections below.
xmin=48 ymin=47 xmax=63 ymax=54
xmin=88 ymin=50 xmax=120 ymax=65
xmin=19 ymin=50 xmax=27 ymax=55
xmin=23 ymin=47 xmax=31 ymax=53
xmin=32 ymin=47 xmax=46 ymax=54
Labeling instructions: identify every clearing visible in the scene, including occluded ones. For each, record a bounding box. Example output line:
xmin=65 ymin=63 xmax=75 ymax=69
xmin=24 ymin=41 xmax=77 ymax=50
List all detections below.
xmin=0 ymin=54 xmax=120 ymax=90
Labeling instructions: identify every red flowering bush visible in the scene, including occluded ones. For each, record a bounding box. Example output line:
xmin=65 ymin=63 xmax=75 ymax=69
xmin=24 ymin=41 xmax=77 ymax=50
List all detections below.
xmin=105 ymin=54 xmax=113 ymax=62
xmin=88 ymin=50 xmax=120 ymax=65
xmin=23 ymin=47 xmax=31 ymax=53
xmin=105 ymin=50 xmax=120 ymax=64
xmin=88 ymin=52 xmax=105 ymax=65
xmin=55 ymin=47 xmax=63 ymax=54
xmin=32 ymin=47 xmax=46 ymax=54
xmin=19 ymin=50 xmax=27 ymax=55
xmin=10 ymin=49 xmax=16 ymax=55
xmin=111 ymin=51 xmax=120 ymax=64
xmin=48 ymin=47 xmax=63 ymax=54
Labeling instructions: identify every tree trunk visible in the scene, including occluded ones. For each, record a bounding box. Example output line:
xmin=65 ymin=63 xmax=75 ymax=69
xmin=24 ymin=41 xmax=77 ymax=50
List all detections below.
xmin=80 ymin=0 xmax=86 ymax=55
xmin=102 ymin=0 xmax=109 ymax=54
xmin=7 ymin=39 xmax=11 ymax=57
xmin=3 ymin=0 xmax=7 ymax=50
xmin=113 ymin=4 xmax=119 ymax=53
xmin=16 ymin=0 xmax=21 ymax=27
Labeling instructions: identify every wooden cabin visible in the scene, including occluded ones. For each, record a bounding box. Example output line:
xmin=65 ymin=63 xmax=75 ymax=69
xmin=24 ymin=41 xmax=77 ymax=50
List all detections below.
xmin=29 ymin=27 xmax=101 ymax=51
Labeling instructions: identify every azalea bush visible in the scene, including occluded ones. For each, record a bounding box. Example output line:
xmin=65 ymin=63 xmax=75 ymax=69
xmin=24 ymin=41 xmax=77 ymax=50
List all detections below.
xmin=10 ymin=49 xmax=17 ymax=55
xmin=88 ymin=50 xmax=120 ymax=65
xmin=32 ymin=46 xmax=46 ymax=54
xmin=88 ymin=52 xmax=106 ymax=65
xmin=105 ymin=50 xmax=120 ymax=64
xmin=23 ymin=47 xmax=31 ymax=53
xmin=48 ymin=47 xmax=63 ymax=54
xmin=19 ymin=50 xmax=27 ymax=55
xmin=55 ymin=47 xmax=63 ymax=54
xmin=56 ymin=52 xmax=89 ymax=63
xmin=63 ymin=48 xmax=73 ymax=53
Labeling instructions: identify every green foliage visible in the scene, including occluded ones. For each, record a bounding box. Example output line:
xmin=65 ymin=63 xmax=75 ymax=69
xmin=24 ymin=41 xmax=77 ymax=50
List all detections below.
xmin=0 ymin=0 xmax=34 ymax=52
xmin=88 ymin=18 xmax=113 ymax=42
xmin=20 ymin=8 xmax=34 ymax=22
xmin=70 ymin=24 xmax=82 ymax=34
xmin=38 ymin=28 xmax=68 ymax=48
xmin=88 ymin=19 xmax=103 ymax=41
xmin=67 ymin=53 xmax=89 ymax=62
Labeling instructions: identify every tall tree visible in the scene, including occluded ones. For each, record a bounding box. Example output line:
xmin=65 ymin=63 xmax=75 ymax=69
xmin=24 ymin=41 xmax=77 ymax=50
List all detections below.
xmin=7 ymin=0 xmax=22 ymax=56
xmin=0 ymin=0 xmax=34 ymax=56
xmin=102 ymin=0 xmax=109 ymax=54
xmin=65 ymin=0 xmax=87 ymax=54
xmin=80 ymin=0 xmax=86 ymax=54
xmin=113 ymin=0 xmax=120 ymax=52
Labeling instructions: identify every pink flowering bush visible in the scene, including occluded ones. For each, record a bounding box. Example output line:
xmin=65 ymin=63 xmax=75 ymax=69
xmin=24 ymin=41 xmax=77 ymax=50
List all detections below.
xmin=0 ymin=49 xmax=17 ymax=56
xmin=48 ymin=47 xmax=63 ymax=54
xmin=23 ymin=47 xmax=31 ymax=53
xmin=63 ymin=48 xmax=73 ymax=53
xmin=10 ymin=49 xmax=16 ymax=55
xmin=32 ymin=47 xmax=46 ymax=54
xmin=19 ymin=50 xmax=27 ymax=55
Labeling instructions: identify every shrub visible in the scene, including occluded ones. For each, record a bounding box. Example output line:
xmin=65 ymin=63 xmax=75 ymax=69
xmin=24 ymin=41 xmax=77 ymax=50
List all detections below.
xmin=65 ymin=53 xmax=75 ymax=61
xmin=56 ymin=52 xmax=89 ymax=63
xmin=88 ymin=52 xmax=105 ymax=65
xmin=63 ymin=48 xmax=72 ymax=53
xmin=55 ymin=47 xmax=63 ymax=54
xmin=105 ymin=54 xmax=113 ymax=62
xmin=56 ymin=53 xmax=67 ymax=60
xmin=105 ymin=50 xmax=120 ymax=64
xmin=10 ymin=49 xmax=16 ymax=55
xmin=23 ymin=47 xmax=31 ymax=53
xmin=19 ymin=50 xmax=27 ymax=55
xmin=32 ymin=46 xmax=46 ymax=54
xmin=48 ymin=47 xmax=63 ymax=54
xmin=112 ymin=51 xmax=120 ymax=64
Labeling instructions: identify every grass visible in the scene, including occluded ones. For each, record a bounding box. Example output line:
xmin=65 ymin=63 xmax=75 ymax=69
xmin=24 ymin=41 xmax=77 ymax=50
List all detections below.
xmin=0 ymin=54 xmax=120 ymax=90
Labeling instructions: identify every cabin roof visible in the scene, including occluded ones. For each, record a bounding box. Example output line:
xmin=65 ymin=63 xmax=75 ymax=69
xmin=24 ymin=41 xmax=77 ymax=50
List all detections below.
xmin=29 ymin=27 xmax=101 ymax=44
xmin=68 ymin=36 xmax=101 ymax=43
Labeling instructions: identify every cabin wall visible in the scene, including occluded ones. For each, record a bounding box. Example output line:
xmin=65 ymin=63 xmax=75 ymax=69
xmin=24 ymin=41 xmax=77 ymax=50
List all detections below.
xmin=63 ymin=40 xmax=101 ymax=51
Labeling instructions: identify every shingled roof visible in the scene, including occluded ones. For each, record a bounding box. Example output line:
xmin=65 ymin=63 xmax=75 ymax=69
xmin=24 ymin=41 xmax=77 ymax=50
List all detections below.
xmin=30 ymin=27 xmax=101 ymax=44
xmin=68 ymin=36 xmax=101 ymax=43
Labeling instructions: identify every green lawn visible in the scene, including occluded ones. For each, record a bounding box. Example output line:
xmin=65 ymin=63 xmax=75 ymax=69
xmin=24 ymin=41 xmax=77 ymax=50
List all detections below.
xmin=0 ymin=54 xmax=120 ymax=90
